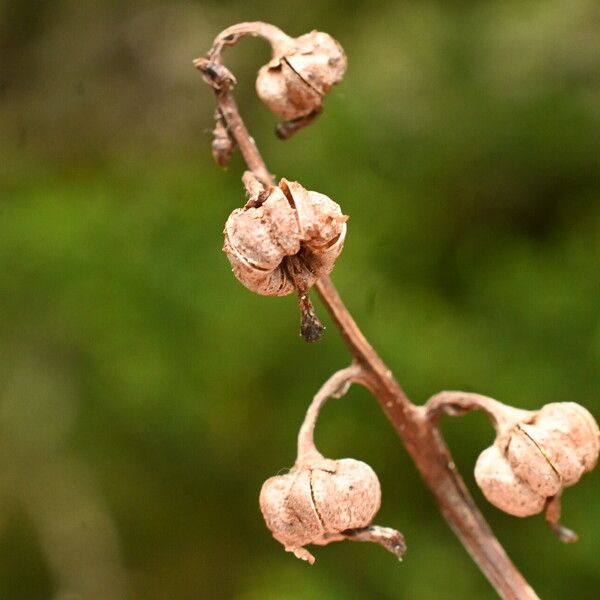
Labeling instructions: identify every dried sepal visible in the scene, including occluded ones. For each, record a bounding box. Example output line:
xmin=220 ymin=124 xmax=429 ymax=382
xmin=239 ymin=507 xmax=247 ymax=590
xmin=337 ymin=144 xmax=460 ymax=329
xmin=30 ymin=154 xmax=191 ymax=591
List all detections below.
xmin=474 ymin=401 xmax=599 ymax=537
xmin=223 ymin=173 xmax=347 ymax=341
xmin=259 ymin=367 xmax=405 ymax=563
xmin=223 ymin=174 xmax=346 ymax=295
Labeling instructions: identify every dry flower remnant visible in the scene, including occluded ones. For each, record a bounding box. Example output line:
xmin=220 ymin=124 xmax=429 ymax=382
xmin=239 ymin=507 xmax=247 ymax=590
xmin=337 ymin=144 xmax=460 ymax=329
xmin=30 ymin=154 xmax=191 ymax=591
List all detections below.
xmin=223 ymin=171 xmax=347 ymax=341
xmin=427 ymin=393 xmax=600 ymax=542
xmin=259 ymin=367 xmax=406 ymax=564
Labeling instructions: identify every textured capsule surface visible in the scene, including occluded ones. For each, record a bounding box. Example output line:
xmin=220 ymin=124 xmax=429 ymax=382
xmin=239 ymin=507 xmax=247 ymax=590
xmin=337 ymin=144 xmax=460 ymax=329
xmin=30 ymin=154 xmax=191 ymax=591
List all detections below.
xmin=475 ymin=445 xmax=546 ymax=517
xmin=259 ymin=457 xmax=381 ymax=563
xmin=310 ymin=458 xmax=381 ymax=533
xmin=475 ymin=401 xmax=600 ymax=518
xmin=256 ymin=30 xmax=347 ymax=121
xmin=223 ymin=179 xmax=347 ymax=296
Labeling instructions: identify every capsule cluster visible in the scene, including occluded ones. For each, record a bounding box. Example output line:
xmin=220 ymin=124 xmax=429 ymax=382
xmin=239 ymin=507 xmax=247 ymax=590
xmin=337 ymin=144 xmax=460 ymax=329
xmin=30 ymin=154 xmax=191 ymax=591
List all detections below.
xmin=475 ymin=402 xmax=599 ymax=517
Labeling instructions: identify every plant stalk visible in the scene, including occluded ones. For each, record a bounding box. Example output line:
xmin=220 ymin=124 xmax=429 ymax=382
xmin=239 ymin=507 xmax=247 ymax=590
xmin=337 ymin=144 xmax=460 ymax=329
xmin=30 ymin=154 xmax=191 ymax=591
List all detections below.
xmin=196 ymin=25 xmax=541 ymax=600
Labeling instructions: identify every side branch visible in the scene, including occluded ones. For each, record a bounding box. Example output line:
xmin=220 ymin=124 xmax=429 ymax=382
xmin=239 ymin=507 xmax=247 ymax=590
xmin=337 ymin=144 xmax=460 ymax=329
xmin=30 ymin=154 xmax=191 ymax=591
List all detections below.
xmin=425 ymin=391 xmax=534 ymax=432
xmin=296 ymin=363 xmax=363 ymax=462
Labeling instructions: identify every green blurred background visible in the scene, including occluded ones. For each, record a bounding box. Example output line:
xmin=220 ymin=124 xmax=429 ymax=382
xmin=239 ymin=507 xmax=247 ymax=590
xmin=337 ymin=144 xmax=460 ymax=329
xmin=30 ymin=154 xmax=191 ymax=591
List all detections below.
xmin=1 ymin=0 xmax=599 ymax=598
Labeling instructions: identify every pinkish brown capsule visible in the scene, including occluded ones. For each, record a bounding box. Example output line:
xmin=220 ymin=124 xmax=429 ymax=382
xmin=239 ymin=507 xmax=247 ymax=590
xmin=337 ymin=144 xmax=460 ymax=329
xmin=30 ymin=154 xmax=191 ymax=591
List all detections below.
xmin=475 ymin=402 xmax=599 ymax=519
xmin=256 ymin=30 xmax=347 ymax=123
xmin=223 ymin=177 xmax=347 ymax=297
xmin=260 ymin=457 xmax=381 ymax=563
xmin=223 ymin=174 xmax=347 ymax=341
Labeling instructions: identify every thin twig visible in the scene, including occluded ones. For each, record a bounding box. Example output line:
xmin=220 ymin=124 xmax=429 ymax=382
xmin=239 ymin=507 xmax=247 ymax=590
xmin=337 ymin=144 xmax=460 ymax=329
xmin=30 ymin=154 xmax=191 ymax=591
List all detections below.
xmin=296 ymin=363 xmax=363 ymax=463
xmin=425 ymin=391 xmax=534 ymax=434
xmin=197 ymin=23 xmax=541 ymax=600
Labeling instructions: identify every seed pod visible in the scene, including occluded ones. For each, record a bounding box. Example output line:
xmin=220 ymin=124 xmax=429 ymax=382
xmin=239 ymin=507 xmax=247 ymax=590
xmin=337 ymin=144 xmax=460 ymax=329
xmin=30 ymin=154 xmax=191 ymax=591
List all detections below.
xmin=474 ymin=402 xmax=599 ymax=520
xmin=260 ymin=368 xmax=405 ymax=563
xmin=223 ymin=173 xmax=347 ymax=341
xmin=256 ymin=30 xmax=347 ymax=124
xmin=260 ymin=457 xmax=382 ymax=563
xmin=224 ymin=176 xmax=347 ymax=296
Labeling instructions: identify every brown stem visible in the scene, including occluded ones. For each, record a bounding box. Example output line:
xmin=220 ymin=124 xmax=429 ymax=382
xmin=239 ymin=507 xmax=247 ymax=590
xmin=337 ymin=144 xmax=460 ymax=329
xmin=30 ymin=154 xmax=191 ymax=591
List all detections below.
xmin=425 ymin=391 xmax=535 ymax=436
xmin=197 ymin=24 xmax=541 ymax=600
xmin=207 ymin=21 xmax=292 ymax=65
xmin=296 ymin=364 xmax=362 ymax=463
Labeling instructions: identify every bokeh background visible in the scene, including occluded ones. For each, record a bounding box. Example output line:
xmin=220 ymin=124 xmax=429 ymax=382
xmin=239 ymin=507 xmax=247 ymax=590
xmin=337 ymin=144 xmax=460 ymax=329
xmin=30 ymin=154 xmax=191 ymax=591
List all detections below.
xmin=1 ymin=0 xmax=599 ymax=598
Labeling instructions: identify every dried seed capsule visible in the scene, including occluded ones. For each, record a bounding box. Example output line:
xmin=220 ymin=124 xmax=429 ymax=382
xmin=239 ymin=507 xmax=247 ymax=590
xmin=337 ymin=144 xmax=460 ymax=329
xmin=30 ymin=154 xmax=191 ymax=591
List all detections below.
xmin=223 ymin=173 xmax=347 ymax=341
xmin=256 ymin=30 xmax=347 ymax=129
xmin=260 ymin=457 xmax=382 ymax=563
xmin=257 ymin=59 xmax=322 ymax=122
xmin=474 ymin=401 xmax=599 ymax=522
xmin=260 ymin=368 xmax=405 ymax=563
xmin=223 ymin=175 xmax=346 ymax=296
